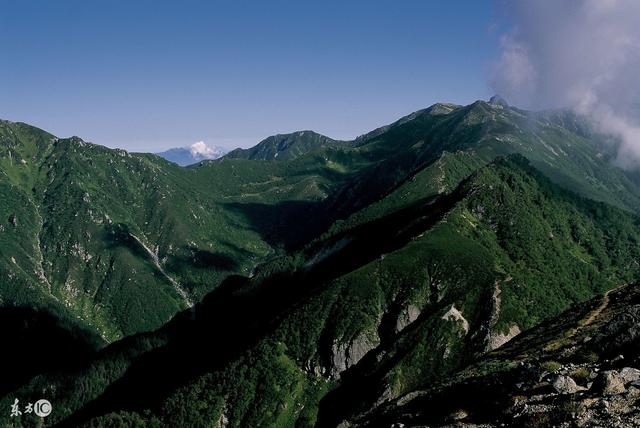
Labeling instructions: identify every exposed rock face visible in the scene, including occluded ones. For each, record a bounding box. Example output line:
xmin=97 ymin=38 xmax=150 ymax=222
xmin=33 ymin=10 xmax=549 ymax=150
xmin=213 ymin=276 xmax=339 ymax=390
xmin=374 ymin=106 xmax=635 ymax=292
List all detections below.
xmin=212 ymin=399 xmax=232 ymax=428
xmin=593 ymin=370 xmax=626 ymax=395
xmin=487 ymin=324 xmax=521 ymax=351
xmin=217 ymin=404 xmax=230 ymax=428
xmin=395 ymin=304 xmax=421 ymax=333
xmin=330 ymin=332 xmax=379 ymax=379
xmin=598 ymin=305 xmax=640 ymax=351
xmin=441 ymin=304 xmax=469 ymax=335
xmin=304 ymin=359 xmax=324 ymax=377
xmin=484 ymin=278 xmax=521 ymax=351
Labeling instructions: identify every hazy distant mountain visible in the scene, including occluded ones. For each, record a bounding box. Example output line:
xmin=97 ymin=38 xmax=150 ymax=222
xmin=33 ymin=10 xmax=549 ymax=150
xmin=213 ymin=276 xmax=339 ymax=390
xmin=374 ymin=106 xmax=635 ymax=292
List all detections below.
xmin=156 ymin=141 xmax=227 ymax=165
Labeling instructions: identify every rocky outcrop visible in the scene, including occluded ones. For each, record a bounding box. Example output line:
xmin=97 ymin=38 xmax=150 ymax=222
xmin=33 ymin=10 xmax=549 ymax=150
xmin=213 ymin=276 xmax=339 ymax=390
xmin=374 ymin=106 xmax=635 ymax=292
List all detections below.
xmin=395 ymin=304 xmax=420 ymax=333
xmin=217 ymin=402 xmax=230 ymax=428
xmin=441 ymin=304 xmax=469 ymax=335
xmin=346 ymin=285 xmax=640 ymax=428
xmin=483 ymin=278 xmax=521 ymax=351
xmin=487 ymin=324 xmax=521 ymax=351
xmin=330 ymin=332 xmax=379 ymax=379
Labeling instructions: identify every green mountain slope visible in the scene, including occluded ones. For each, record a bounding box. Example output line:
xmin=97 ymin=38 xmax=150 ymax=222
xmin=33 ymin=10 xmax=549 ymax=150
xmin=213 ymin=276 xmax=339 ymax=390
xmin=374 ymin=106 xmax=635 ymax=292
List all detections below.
xmin=4 ymin=98 xmax=640 ymax=426
xmin=5 ymin=156 xmax=640 ymax=427
xmin=333 ymin=100 xmax=640 ymax=218
xmin=0 ymin=121 xmax=337 ymax=340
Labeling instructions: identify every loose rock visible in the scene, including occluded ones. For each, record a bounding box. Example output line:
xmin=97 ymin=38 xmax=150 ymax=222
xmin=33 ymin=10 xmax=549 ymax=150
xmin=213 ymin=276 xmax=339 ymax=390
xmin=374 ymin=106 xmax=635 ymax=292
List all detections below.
xmin=552 ymin=375 xmax=584 ymax=394
xmin=619 ymin=367 xmax=640 ymax=384
xmin=593 ymin=371 xmax=626 ymax=395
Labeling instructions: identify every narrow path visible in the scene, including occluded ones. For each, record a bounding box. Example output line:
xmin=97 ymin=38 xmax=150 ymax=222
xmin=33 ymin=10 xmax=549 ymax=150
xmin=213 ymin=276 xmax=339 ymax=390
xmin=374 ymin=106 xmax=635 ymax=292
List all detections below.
xmin=580 ymin=285 xmax=621 ymax=328
xmin=544 ymin=285 xmax=622 ymax=352
xmin=131 ymin=234 xmax=193 ymax=307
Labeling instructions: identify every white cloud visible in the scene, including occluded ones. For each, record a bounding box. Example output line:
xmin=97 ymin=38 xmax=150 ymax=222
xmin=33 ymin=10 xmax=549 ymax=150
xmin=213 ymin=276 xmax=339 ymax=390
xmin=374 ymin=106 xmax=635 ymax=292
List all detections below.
xmin=492 ymin=0 xmax=640 ymax=166
xmin=189 ymin=141 xmax=223 ymax=159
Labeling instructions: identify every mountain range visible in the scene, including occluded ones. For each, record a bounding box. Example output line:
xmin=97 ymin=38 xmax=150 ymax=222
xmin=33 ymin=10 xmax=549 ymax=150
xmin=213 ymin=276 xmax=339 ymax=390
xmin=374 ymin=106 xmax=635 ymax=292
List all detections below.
xmin=2 ymin=98 xmax=640 ymax=427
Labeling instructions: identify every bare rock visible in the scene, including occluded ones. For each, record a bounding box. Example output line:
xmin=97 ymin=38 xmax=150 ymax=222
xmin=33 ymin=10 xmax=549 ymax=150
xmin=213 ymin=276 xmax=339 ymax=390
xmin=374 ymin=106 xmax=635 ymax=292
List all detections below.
xmin=441 ymin=304 xmax=470 ymax=335
xmin=395 ymin=304 xmax=420 ymax=333
xmin=551 ymin=375 xmax=585 ymax=394
xmin=330 ymin=332 xmax=378 ymax=378
xmin=593 ymin=370 xmax=626 ymax=395
xmin=447 ymin=409 xmax=469 ymax=421
xmin=487 ymin=324 xmax=521 ymax=351
xmin=619 ymin=367 xmax=640 ymax=384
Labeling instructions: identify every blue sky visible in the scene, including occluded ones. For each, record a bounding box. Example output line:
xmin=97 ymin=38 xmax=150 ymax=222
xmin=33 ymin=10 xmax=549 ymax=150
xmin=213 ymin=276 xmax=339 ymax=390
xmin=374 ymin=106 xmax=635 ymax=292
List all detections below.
xmin=0 ymin=1 xmax=502 ymax=151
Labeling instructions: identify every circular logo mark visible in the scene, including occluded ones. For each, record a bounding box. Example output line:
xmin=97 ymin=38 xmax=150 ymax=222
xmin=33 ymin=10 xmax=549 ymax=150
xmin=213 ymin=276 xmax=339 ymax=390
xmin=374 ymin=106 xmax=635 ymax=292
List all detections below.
xmin=34 ymin=399 xmax=52 ymax=417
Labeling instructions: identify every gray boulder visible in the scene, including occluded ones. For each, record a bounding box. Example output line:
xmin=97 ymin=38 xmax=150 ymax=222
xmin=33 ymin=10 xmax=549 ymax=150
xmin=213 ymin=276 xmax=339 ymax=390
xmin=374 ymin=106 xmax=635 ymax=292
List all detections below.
xmin=593 ymin=370 xmax=626 ymax=395
xmin=619 ymin=367 xmax=640 ymax=384
xmin=552 ymin=375 xmax=584 ymax=394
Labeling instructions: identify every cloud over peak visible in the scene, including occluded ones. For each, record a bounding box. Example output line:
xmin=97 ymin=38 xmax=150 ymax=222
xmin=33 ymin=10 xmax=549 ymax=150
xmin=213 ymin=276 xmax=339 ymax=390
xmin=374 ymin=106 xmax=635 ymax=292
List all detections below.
xmin=492 ymin=0 xmax=640 ymax=166
xmin=189 ymin=141 xmax=224 ymax=159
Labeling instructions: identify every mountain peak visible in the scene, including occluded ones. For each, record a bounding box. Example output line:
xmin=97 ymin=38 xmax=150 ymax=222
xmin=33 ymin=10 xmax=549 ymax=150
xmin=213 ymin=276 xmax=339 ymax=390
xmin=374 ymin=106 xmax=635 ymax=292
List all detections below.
xmin=489 ymin=94 xmax=509 ymax=107
xmin=224 ymin=130 xmax=344 ymax=161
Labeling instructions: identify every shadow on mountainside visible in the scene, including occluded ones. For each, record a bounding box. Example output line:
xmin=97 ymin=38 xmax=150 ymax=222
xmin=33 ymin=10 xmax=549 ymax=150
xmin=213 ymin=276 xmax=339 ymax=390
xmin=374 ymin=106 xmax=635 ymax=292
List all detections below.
xmin=0 ymin=306 xmax=103 ymax=396
xmin=222 ymin=199 xmax=328 ymax=251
